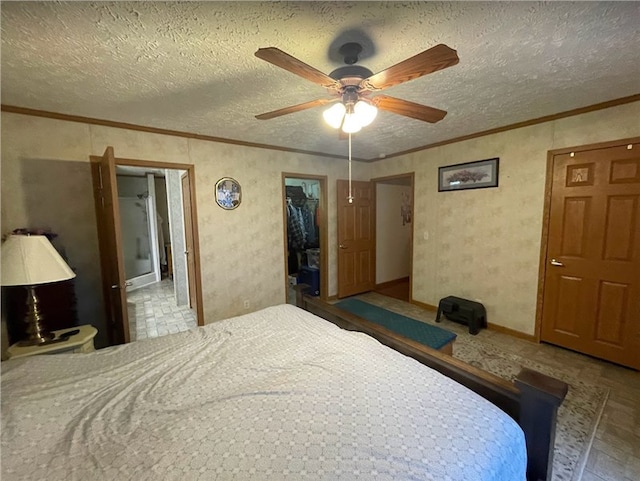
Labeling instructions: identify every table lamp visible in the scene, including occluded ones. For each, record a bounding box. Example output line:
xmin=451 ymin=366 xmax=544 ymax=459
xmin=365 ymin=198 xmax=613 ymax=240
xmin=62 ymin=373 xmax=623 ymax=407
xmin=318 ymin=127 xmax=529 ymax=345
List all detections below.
xmin=1 ymin=234 xmax=76 ymax=346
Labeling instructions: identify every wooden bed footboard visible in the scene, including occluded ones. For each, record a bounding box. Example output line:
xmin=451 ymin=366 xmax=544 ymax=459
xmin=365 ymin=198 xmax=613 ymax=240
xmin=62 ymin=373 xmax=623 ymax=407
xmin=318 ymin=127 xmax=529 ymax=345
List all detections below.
xmin=295 ymin=289 xmax=568 ymax=481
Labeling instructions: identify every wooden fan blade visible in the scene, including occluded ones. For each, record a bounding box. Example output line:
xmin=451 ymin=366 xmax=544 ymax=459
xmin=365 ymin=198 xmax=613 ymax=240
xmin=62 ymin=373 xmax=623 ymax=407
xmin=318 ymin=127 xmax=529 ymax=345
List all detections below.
xmin=372 ymin=95 xmax=447 ymax=123
xmin=255 ymin=47 xmax=341 ymax=90
xmin=362 ymin=44 xmax=459 ymax=91
xmin=255 ymin=98 xmax=336 ymax=120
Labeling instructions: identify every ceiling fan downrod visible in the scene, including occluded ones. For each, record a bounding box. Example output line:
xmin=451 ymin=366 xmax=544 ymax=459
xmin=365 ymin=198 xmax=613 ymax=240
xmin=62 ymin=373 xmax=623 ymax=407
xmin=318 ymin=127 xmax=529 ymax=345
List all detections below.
xmin=339 ymin=42 xmax=363 ymax=65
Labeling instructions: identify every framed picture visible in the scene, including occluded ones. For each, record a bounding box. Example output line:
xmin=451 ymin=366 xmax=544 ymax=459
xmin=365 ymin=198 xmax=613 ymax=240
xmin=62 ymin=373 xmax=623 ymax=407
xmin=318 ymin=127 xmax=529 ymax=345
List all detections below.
xmin=438 ymin=157 xmax=499 ymax=192
xmin=215 ymin=177 xmax=242 ymax=210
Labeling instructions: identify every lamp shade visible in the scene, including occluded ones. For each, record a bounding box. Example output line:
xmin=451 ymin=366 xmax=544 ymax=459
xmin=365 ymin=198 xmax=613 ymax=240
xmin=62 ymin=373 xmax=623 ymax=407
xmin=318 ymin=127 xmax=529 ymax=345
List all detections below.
xmin=1 ymin=235 xmax=75 ymax=286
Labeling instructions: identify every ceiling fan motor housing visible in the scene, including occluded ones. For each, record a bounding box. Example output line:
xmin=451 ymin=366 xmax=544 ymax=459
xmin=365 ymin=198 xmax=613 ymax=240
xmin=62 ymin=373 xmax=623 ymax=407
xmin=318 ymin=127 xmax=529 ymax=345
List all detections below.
xmin=329 ymin=65 xmax=374 ymax=83
xmin=341 ymin=87 xmax=359 ymax=108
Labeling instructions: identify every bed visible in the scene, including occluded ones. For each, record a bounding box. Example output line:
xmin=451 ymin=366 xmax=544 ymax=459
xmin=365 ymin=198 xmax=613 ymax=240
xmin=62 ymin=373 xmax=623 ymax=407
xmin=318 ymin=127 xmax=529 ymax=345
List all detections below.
xmin=1 ymin=298 xmax=566 ymax=481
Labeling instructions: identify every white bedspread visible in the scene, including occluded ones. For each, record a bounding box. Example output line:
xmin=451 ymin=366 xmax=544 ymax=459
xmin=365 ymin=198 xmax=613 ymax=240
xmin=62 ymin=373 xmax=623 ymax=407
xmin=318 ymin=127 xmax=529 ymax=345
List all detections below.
xmin=1 ymin=304 xmax=526 ymax=480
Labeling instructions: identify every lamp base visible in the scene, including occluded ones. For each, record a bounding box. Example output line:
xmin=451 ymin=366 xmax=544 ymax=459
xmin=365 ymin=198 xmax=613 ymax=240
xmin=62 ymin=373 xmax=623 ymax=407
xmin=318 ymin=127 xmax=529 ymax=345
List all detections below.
xmin=17 ymin=285 xmax=55 ymax=347
xmin=17 ymin=331 xmax=55 ymax=347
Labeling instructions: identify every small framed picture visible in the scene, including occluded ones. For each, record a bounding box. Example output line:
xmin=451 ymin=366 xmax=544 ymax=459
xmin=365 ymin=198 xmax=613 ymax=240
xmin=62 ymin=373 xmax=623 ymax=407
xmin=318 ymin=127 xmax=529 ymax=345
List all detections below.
xmin=215 ymin=177 xmax=242 ymax=210
xmin=438 ymin=157 xmax=499 ymax=192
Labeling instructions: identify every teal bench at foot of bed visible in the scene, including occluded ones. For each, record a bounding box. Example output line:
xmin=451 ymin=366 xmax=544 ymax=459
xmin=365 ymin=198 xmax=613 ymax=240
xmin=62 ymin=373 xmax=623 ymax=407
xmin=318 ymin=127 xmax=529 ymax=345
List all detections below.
xmin=334 ymin=298 xmax=457 ymax=355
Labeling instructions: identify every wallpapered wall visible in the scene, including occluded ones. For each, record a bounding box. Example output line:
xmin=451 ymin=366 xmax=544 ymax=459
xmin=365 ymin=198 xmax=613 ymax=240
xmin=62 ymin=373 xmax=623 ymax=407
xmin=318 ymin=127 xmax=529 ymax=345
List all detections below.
xmin=370 ymin=101 xmax=640 ymax=334
xmin=0 ymin=113 xmax=368 ymax=348
xmin=2 ymin=101 xmax=639 ymax=347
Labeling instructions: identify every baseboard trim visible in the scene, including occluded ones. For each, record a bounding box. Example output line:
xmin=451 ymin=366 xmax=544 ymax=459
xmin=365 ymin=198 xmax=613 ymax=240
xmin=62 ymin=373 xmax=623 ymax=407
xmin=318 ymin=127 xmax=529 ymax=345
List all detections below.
xmin=375 ymin=277 xmax=409 ymax=290
xmin=410 ymin=299 xmax=438 ymax=312
xmin=487 ymin=323 xmax=537 ymax=342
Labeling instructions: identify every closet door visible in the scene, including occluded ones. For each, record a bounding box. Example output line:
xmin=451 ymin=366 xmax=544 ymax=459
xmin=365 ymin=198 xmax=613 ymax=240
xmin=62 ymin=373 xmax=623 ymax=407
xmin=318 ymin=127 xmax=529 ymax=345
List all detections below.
xmin=540 ymin=140 xmax=640 ymax=369
xmin=337 ymin=179 xmax=375 ymax=298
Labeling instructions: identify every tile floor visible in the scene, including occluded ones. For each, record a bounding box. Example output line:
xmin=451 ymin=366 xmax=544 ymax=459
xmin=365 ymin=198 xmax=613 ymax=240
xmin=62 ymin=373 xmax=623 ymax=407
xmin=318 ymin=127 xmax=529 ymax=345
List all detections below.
xmin=126 ymin=279 xmax=197 ymax=341
xmin=357 ymin=291 xmax=640 ymax=481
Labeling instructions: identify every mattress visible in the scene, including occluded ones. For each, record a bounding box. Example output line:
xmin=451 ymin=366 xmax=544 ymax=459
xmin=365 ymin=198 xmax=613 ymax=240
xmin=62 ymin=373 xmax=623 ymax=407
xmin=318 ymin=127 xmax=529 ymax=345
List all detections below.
xmin=1 ymin=304 xmax=526 ymax=480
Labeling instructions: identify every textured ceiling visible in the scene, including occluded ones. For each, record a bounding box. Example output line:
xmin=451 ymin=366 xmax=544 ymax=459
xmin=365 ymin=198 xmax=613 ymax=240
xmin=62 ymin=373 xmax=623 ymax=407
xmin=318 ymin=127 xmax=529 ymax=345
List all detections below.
xmin=2 ymin=1 xmax=639 ymax=161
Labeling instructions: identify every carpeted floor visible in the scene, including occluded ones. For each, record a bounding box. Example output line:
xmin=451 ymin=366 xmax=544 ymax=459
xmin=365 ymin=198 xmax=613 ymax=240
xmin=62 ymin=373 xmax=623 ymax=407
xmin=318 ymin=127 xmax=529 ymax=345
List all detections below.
xmin=344 ymin=292 xmax=611 ymax=481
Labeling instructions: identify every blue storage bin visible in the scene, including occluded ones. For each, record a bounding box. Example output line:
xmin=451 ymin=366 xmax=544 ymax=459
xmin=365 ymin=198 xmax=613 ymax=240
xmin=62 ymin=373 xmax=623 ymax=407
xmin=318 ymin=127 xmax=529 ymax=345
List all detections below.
xmin=297 ymin=266 xmax=320 ymax=296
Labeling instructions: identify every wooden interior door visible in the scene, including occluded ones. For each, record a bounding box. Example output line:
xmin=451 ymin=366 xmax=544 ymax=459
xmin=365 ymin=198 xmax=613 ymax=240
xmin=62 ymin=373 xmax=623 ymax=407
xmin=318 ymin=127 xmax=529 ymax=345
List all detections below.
xmin=90 ymin=147 xmax=130 ymax=345
xmin=541 ymin=139 xmax=640 ymax=369
xmin=181 ymin=172 xmax=197 ymax=309
xmin=337 ymin=180 xmax=375 ymax=298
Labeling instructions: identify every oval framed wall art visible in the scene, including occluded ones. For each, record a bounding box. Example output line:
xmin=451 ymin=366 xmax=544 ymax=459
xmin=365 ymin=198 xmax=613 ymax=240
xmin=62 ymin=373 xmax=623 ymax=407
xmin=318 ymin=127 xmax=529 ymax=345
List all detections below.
xmin=215 ymin=177 xmax=242 ymax=210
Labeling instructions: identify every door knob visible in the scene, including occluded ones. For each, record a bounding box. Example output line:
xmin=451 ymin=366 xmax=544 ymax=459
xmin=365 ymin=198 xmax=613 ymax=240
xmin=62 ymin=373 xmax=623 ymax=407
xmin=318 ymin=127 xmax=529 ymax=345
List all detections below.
xmin=550 ymin=259 xmax=565 ymax=267
xmin=339 ymin=244 xmax=347 ymax=249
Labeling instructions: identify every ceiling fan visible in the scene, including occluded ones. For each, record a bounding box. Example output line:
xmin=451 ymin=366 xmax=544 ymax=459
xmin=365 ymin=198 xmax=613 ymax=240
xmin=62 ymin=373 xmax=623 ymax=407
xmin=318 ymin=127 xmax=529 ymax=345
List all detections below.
xmin=254 ymin=42 xmax=459 ymax=133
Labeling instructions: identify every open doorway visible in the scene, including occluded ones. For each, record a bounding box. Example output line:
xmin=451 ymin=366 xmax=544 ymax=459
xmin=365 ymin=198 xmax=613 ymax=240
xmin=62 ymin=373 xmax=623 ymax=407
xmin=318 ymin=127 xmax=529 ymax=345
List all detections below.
xmin=91 ymin=147 xmax=204 ymax=346
xmin=115 ymin=164 xmax=198 ymax=341
xmin=282 ymin=173 xmax=328 ymax=304
xmin=372 ymin=173 xmax=414 ymax=302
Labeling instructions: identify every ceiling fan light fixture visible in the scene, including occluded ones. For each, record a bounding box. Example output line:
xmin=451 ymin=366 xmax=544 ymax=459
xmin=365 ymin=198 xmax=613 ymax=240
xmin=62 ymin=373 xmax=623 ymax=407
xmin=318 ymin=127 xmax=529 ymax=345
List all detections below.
xmin=353 ymin=100 xmax=377 ymax=127
xmin=342 ymin=112 xmax=362 ymax=134
xmin=323 ymin=103 xmax=346 ymax=129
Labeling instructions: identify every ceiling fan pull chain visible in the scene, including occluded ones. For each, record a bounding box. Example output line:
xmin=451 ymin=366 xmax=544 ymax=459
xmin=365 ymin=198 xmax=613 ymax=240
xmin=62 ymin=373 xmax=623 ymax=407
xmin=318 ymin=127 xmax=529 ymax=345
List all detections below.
xmin=348 ymin=133 xmax=353 ymax=204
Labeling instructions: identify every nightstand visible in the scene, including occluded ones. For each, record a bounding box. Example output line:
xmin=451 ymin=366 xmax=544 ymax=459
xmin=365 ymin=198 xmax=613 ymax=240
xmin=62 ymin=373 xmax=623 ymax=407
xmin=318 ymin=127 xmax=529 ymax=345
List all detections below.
xmin=7 ymin=325 xmax=98 ymax=360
